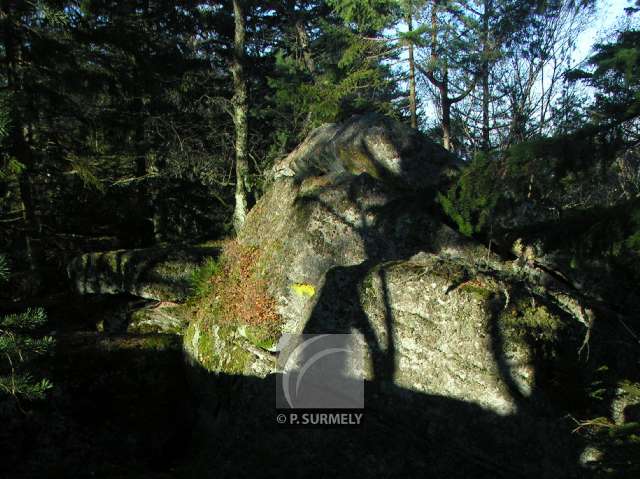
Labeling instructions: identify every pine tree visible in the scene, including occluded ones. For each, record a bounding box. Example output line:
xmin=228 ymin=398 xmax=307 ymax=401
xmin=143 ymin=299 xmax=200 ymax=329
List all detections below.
xmin=0 ymin=255 xmax=54 ymax=409
xmin=264 ymin=0 xmax=403 ymax=161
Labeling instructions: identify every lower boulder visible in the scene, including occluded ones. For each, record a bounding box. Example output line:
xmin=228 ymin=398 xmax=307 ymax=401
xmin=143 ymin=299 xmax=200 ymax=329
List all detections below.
xmin=67 ymin=245 xmax=219 ymax=302
xmin=128 ymin=303 xmax=188 ymax=335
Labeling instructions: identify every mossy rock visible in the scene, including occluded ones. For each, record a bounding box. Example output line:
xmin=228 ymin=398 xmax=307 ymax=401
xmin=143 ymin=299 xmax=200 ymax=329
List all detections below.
xmin=128 ymin=306 xmax=188 ymax=335
xmin=184 ymin=321 xmax=269 ymax=377
xmin=67 ymin=245 xmax=220 ymax=301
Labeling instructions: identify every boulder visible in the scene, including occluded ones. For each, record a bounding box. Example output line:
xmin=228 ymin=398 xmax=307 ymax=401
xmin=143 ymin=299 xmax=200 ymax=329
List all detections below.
xmin=271 ymin=114 xmax=460 ymax=188
xmin=67 ymin=245 xmax=219 ymax=302
xmin=183 ymin=115 xmax=587 ymax=476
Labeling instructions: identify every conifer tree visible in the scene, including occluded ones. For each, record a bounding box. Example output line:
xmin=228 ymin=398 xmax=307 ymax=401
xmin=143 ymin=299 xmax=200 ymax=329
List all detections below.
xmin=0 ymin=255 xmax=54 ymax=408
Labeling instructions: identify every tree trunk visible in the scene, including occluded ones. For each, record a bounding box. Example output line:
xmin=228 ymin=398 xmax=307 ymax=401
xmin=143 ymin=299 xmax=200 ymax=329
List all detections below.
xmin=419 ymin=0 xmax=479 ymax=151
xmin=482 ymin=65 xmax=489 ymax=151
xmin=2 ymin=1 xmax=42 ymax=271
xmin=440 ymin=72 xmax=452 ymax=151
xmin=294 ymin=18 xmax=316 ymax=76
xmin=481 ymin=0 xmax=491 ymax=151
xmin=406 ymin=4 xmax=418 ymax=129
xmin=231 ymin=0 xmax=249 ymax=233
xmin=431 ymin=0 xmax=452 ymax=150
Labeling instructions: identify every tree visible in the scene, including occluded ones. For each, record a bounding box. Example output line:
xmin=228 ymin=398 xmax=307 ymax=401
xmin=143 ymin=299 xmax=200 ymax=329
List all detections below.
xmin=572 ymin=28 xmax=640 ymax=125
xmin=231 ymin=0 xmax=250 ymax=232
xmin=399 ymin=0 xmax=426 ymax=129
xmin=0 ymin=290 xmax=54 ymax=408
xmin=266 ymin=0 xmax=403 ymax=152
xmin=0 ymin=0 xmax=51 ymax=270
xmin=486 ymin=0 xmax=592 ymax=149
xmin=414 ymin=0 xmax=483 ymax=151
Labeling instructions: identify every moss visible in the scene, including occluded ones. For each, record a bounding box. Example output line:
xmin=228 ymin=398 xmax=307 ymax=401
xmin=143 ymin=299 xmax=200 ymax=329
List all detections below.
xmin=129 ymin=307 xmax=186 ymax=335
xmin=98 ymin=334 xmax=181 ymax=353
xmin=500 ymin=297 xmax=563 ymax=343
xmin=212 ymin=325 xmax=252 ymax=374
xmin=182 ymin=239 xmax=284 ymax=374
xmin=188 ymin=321 xmax=251 ymax=374
xmin=155 ymin=259 xmax=191 ymax=278
xmin=105 ymin=252 xmax=118 ymax=271
xmin=184 ymin=321 xmax=196 ymax=348
xmin=299 ymin=175 xmax=335 ymax=197
xmin=459 ymin=283 xmax=495 ymax=301
xmin=135 ymin=334 xmax=179 ymax=351
xmin=243 ymin=325 xmax=278 ymax=351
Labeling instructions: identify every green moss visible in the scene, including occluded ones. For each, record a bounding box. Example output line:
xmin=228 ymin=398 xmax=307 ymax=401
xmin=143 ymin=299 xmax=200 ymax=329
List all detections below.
xmin=106 ymin=252 xmax=118 ymax=271
xmin=136 ymin=334 xmax=179 ymax=351
xmin=500 ymin=297 xmax=563 ymax=343
xmin=184 ymin=321 xmax=196 ymax=347
xmin=243 ymin=325 xmax=278 ymax=351
xmin=190 ymin=322 xmax=252 ymax=374
xmin=195 ymin=333 xmax=219 ymax=370
xmin=129 ymin=307 xmax=186 ymax=335
xmin=459 ymin=283 xmax=495 ymax=301
xmin=182 ymin=241 xmax=283 ymax=374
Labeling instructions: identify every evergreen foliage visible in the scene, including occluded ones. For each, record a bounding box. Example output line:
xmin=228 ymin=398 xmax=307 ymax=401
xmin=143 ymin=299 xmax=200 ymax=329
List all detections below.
xmin=437 ymin=152 xmax=500 ymax=237
xmin=0 ymin=257 xmax=54 ymax=407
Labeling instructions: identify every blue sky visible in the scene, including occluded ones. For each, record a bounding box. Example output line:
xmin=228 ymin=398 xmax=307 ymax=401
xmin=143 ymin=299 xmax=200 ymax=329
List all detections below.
xmin=575 ymin=0 xmax=635 ymax=61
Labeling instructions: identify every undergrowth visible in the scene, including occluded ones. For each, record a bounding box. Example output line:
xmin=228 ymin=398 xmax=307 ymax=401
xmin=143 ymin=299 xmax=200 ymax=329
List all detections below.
xmin=190 ymin=257 xmax=220 ymax=300
xmin=190 ymin=240 xmax=282 ymax=339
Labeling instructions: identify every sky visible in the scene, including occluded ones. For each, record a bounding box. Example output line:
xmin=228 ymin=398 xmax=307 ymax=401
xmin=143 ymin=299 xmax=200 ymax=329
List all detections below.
xmin=575 ymin=0 xmax=635 ymax=61
xmin=405 ymin=0 xmax=637 ymax=127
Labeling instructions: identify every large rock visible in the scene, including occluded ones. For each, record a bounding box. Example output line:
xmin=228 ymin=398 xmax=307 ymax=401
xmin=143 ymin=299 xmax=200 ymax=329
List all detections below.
xmin=68 ymin=245 xmax=219 ymax=302
xmin=271 ymin=114 xmax=460 ymax=187
xmin=183 ymin=115 xmax=587 ymax=477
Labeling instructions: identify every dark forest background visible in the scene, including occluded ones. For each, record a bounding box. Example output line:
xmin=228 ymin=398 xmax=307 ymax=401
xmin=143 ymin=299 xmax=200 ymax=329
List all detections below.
xmin=1 ymin=0 xmax=640 ymax=477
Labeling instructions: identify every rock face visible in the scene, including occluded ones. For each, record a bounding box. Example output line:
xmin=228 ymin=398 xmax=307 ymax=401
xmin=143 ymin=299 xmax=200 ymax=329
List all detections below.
xmin=184 ymin=115 xmax=587 ymax=477
xmin=67 ymin=245 xmax=219 ymax=302
xmin=271 ymin=114 xmax=460 ymax=187
xmin=128 ymin=304 xmax=188 ymax=335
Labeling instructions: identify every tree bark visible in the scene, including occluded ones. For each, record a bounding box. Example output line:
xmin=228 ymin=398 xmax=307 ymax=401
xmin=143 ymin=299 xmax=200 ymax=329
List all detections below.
xmin=231 ymin=0 xmax=249 ymax=233
xmin=294 ymin=17 xmax=316 ymax=77
xmin=482 ymin=66 xmax=489 ymax=150
xmin=440 ymin=78 xmax=452 ymax=151
xmin=406 ymin=3 xmax=418 ymax=129
xmin=481 ymin=0 xmax=491 ymax=151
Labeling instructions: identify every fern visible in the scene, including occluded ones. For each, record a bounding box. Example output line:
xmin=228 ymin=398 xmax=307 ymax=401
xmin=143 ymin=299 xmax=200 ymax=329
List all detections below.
xmin=190 ymin=257 xmax=220 ymax=300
